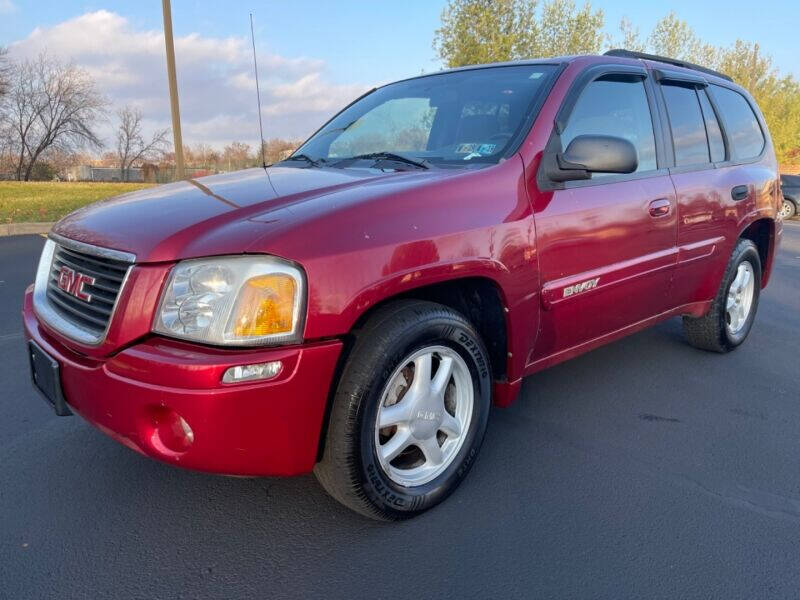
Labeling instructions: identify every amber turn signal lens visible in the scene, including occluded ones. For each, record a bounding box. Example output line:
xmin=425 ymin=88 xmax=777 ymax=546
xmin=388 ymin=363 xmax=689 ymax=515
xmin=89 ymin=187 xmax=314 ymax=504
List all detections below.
xmin=232 ymin=274 xmax=296 ymax=337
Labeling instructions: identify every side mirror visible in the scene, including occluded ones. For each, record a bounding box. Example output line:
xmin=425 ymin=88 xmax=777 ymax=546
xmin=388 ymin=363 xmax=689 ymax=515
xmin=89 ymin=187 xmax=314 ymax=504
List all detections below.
xmin=549 ymin=135 xmax=638 ymax=183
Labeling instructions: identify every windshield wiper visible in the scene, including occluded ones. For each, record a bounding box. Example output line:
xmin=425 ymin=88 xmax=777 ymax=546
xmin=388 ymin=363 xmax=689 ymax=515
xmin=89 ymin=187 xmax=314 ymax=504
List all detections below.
xmin=333 ymin=152 xmax=430 ymax=170
xmin=279 ymin=154 xmax=325 ymax=168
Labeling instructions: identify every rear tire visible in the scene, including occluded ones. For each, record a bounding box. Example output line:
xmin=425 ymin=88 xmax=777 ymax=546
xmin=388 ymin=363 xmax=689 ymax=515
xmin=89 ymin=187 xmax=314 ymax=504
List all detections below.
xmin=314 ymin=300 xmax=491 ymax=521
xmin=682 ymin=239 xmax=761 ymax=353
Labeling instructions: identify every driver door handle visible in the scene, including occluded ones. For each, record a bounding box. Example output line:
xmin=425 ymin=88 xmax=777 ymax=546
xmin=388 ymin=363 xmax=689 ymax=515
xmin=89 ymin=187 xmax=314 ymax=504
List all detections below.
xmin=648 ymin=198 xmax=671 ymax=218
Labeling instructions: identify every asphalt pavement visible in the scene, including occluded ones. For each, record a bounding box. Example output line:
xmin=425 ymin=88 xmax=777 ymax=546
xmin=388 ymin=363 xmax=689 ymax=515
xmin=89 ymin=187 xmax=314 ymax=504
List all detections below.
xmin=1 ymin=225 xmax=799 ymax=599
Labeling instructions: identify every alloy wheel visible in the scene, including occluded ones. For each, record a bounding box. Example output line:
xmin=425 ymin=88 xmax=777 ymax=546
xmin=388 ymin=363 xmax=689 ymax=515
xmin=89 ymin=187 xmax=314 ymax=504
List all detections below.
xmin=374 ymin=345 xmax=473 ymax=487
xmin=726 ymin=261 xmax=755 ymax=335
xmin=779 ymin=199 xmax=795 ymax=220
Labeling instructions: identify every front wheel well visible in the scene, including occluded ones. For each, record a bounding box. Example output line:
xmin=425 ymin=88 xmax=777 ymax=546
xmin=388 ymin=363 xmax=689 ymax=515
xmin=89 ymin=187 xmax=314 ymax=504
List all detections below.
xmin=316 ymin=278 xmax=509 ymax=463
xmin=350 ymin=278 xmax=509 ymax=382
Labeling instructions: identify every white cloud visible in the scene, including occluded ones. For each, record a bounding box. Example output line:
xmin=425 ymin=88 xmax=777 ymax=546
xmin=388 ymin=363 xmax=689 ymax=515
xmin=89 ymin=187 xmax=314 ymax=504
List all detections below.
xmin=0 ymin=0 xmax=16 ymax=14
xmin=7 ymin=10 xmax=369 ymax=148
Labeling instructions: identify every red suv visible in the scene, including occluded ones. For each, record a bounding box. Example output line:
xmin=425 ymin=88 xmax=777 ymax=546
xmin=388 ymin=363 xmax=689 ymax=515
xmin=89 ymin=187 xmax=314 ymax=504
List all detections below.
xmin=24 ymin=50 xmax=783 ymax=520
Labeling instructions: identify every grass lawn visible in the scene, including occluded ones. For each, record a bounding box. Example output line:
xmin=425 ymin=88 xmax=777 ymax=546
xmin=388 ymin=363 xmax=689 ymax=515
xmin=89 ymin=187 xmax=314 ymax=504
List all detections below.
xmin=0 ymin=181 xmax=156 ymax=224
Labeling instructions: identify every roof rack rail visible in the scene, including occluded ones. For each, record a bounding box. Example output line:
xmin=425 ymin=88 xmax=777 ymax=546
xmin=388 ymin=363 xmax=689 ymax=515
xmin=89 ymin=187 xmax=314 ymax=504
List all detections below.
xmin=603 ymin=49 xmax=733 ymax=82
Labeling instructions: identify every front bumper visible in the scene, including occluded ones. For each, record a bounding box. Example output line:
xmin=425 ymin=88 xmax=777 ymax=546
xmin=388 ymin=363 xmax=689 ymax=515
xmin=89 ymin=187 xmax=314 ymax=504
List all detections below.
xmin=23 ymin=287 xmax=342 ymax=476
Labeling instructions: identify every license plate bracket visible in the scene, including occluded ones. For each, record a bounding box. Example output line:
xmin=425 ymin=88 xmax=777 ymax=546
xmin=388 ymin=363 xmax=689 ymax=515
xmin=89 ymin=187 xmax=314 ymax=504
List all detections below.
xmin=28 ymin=340 xmax=72 ymax=416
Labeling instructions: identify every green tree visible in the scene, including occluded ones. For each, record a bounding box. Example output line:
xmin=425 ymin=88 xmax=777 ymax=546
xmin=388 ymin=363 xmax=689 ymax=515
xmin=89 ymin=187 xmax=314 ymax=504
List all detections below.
xmin=617 ymin=18 xmax=645 ymax=53
xmin=433 ymin=0 xmax=606 ymax=68
xmin=716 ymin=41 xmax=800 ymax=164
xmin=646 ymin=12 xmax=717 ymax=66
xmin=433 ymin=3 xmax=800 ymax=164
xmin=636 ymin=15 xmax=800 ymax=164
xmin=537 ymin=0 xmax=606 ymax=57
xmin=434 ymin=0 xmax=536 ymax=67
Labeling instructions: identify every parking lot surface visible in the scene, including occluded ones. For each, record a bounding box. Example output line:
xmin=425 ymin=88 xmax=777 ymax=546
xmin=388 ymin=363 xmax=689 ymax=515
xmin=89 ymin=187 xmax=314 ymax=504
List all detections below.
xmin=1 ymin=225 xmax=799 ymax=599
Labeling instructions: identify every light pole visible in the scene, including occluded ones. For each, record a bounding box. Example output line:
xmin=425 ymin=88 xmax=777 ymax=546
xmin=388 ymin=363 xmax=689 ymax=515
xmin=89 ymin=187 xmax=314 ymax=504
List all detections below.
xmin=162 ymin=0 xmax=185 ymax=180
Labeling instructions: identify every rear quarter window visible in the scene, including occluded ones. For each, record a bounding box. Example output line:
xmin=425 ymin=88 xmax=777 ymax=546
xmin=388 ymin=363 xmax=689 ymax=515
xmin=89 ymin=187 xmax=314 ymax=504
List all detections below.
xmin=710 ymin=85 xmax=765 ymax=160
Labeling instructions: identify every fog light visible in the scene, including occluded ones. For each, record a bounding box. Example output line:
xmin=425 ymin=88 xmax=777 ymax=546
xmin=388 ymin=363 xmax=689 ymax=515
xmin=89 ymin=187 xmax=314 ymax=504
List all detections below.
xmin=222 ymin=360 xmax=282 ymax=383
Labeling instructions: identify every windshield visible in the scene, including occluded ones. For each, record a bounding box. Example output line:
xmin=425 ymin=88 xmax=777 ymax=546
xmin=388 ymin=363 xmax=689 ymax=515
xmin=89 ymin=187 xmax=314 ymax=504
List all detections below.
xmin=291 ymin=64 xmax=558 ymax=168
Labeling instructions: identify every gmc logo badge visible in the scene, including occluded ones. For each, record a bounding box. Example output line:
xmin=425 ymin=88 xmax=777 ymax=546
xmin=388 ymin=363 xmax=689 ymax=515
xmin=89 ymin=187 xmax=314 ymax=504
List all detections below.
xmin=57 ymin=265 xmax=95 ymax=302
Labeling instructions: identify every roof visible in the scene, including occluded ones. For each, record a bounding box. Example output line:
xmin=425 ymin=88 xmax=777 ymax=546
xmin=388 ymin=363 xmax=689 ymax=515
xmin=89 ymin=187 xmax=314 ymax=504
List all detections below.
xmin=603 ymin=49 xmax=733 ymax=82
xmin=391 ymin=51 xmax=734 ymax=87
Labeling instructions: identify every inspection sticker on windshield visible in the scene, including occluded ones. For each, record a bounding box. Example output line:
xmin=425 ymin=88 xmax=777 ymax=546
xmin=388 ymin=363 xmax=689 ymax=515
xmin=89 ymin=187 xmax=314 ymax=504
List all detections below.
xmin=456 ymin=143 xmax=478 ymax=154
xmin=457 ymin=143 xmax=497 ymax=158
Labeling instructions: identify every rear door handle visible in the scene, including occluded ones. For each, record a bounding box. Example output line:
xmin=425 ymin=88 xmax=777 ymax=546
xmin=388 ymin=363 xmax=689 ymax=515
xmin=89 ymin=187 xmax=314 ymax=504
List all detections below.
xmin=648 ymin=198 xmax=671 ymax=217
xmin=731 ymin=185 xmax=749 ymax=201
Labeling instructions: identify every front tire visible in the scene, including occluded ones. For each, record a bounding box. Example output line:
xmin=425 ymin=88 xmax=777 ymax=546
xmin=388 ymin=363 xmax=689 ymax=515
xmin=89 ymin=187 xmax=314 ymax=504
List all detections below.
xmin=314 ymin=300 xmax=492 ymax=520
xmin=682 ymin=239 xmax=761 ymax=352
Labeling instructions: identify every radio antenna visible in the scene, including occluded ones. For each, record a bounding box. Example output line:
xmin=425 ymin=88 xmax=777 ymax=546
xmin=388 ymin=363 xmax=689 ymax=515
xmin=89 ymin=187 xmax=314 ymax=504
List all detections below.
xmin=250 ymin=13 xmax=267 ymax=169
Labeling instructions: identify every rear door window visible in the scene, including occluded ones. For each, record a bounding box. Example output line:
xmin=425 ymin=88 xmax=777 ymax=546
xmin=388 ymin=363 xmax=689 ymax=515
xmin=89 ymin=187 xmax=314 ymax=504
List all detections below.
xmin=661 ymin=83 xmax=710 ymax=166
xmin=561 ymin=76 xmax=657 ymax=174
xmin=710 ymin=85 xmax=765 ymax=160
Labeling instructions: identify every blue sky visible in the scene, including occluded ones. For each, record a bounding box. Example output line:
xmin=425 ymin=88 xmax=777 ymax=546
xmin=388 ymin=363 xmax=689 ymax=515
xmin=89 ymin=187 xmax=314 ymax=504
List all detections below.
xmin=1 ymin=0 xmax=797 ymax=148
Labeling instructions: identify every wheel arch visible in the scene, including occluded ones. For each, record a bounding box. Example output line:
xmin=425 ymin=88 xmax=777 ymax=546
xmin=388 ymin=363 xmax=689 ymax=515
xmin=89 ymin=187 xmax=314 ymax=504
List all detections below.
xmin=350 ymin=276 xmax=510 ymax=383
xmin=315 ymin=276 xmax=511 ymax=462
xmin=738 ymin=217 xmax=774 ymax=288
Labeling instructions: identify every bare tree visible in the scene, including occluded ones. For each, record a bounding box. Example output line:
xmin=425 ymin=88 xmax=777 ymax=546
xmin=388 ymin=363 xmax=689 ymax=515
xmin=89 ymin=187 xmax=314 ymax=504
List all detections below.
xmin=263 ymin=138 xmax=300 ymax=164
xmin=0 ymin=48 xmax=13 ymax=172
xmin=116 ymin=106 xmax=170 ymax=181
xmin=1 ymin=53 xmax=108 ymax=181
xmin=222 ymin=141 xmax=254 ymax=171
xmin=0 ymin=47 xmax=10 ymax=99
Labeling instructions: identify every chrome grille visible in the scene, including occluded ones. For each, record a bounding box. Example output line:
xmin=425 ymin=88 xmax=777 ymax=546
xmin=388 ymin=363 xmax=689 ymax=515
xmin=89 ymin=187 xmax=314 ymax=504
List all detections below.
xmin=44 ymin=242 xmax=132 ymax=339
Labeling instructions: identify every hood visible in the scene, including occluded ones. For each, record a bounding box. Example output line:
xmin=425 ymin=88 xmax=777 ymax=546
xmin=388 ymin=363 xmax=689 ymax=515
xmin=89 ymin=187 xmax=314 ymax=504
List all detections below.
xmin=52 ymin=166 xmax=456 ymax=263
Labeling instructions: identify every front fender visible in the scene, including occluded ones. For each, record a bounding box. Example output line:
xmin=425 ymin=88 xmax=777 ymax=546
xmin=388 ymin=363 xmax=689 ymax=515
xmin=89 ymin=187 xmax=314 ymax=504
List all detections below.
xmin=333 ymin=257 xmax=510 ymax=333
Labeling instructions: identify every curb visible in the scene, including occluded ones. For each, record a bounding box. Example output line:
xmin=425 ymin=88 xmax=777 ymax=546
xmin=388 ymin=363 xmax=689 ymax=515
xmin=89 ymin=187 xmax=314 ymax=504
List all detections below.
xmin=0 ymin=222 xmax=54 ymax=237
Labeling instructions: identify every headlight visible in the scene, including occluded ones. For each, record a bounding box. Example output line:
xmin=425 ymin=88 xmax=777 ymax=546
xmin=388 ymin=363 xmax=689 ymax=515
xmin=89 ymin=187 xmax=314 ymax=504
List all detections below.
xmin=153 ymin=256 xmax=305 ymax=346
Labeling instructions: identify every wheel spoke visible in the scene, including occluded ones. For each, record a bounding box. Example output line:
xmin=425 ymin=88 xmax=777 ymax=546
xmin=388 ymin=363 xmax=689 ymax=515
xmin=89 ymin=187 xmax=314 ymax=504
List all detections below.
xmin=738 ymin=303 xmax=747 ymax=328
xmin=410 ymin=353 xmax=432 ymax=395
xmin=731 ymin=267 xmax=744 ymax=291
xmin=431 ymin=355 xmax=454 ymax=397
xmin=418 ymin=436 xmax=444 ymax=466
xmin=439 ymin=412 xmax=461 ymax=438
xmin=379 ymin=401 xmax=411 ymax=429
xmin=726 ymin=294 xmax=736 ymax=310
xmin=740 ymin=266 xmax=751 ymax=290
xmin=379 ymin=427 xmax=412 ymax=462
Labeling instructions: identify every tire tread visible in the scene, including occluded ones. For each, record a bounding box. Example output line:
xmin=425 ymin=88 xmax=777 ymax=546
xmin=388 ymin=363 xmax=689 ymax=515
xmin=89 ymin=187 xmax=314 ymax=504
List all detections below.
xmin=682 ymin=238 xmax=759 ymax=353
xmin=314 ymin=300 xmax=484 ymax=520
